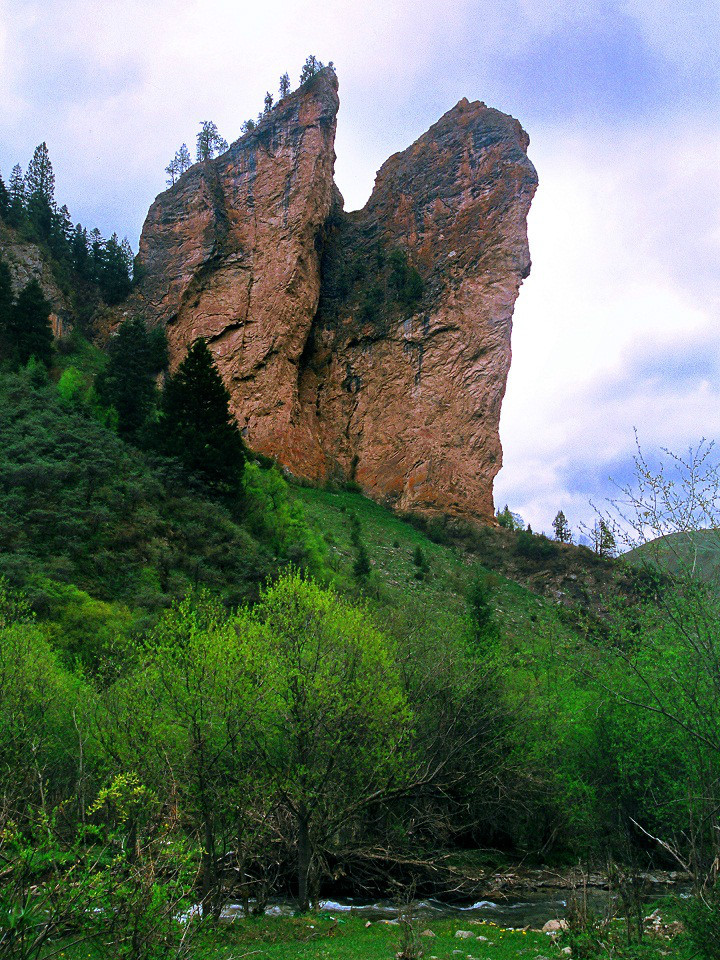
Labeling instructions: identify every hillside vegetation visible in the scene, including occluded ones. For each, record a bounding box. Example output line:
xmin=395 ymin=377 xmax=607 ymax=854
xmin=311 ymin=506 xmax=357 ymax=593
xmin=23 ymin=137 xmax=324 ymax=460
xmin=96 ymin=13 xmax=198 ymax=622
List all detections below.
xmin=0 ymin=163 xmax=715 ymax=959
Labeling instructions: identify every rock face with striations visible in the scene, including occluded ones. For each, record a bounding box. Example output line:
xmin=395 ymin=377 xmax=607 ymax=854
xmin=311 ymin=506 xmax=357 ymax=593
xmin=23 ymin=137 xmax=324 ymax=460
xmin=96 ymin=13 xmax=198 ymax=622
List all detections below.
xmin=134 ymin=68 xmax=537 ymax=522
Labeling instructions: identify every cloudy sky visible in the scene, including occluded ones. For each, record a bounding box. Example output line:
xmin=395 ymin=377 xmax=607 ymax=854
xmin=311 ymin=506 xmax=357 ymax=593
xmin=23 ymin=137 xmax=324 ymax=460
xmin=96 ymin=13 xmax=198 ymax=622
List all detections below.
xmin=1 ymin=0 xmax=718 ymax=537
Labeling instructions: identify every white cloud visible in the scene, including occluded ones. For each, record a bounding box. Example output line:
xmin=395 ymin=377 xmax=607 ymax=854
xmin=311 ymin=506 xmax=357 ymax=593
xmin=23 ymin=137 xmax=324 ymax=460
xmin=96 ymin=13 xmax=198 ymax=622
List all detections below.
xmin=495 ymin=121 xmax=720 ymax=533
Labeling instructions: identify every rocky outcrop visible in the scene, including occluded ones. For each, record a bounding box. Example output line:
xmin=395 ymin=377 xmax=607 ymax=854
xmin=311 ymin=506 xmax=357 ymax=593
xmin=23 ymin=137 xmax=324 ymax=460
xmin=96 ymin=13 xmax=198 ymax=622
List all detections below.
xmin=0 ymin=222 xmax=72 ymax=337
xmin=134 ymin=69 xmax=339 ymax=470
xmin=133 ymin=68 xmax=537 ymax=522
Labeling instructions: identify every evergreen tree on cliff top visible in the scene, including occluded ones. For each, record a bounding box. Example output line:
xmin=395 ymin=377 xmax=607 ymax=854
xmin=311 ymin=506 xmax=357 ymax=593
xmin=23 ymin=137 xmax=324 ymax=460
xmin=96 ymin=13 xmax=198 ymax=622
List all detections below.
xmin=299 ymin=55 xmax=324 ymax=84
xmin=195 ymin=121 xmax=228 ymax=162
xmin=25 ymin=142 xmax=56 ymax=241
xmin=157 ymin=338 xmax=246 ymax=491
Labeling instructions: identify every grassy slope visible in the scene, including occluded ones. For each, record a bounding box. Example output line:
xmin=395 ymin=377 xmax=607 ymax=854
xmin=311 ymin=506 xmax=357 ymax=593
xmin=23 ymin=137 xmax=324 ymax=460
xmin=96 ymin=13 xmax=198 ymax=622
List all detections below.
xmin=294 ymin=485 xmax=559 ymax=650
xmin=626 ymin=529 xmax=720 ymax=584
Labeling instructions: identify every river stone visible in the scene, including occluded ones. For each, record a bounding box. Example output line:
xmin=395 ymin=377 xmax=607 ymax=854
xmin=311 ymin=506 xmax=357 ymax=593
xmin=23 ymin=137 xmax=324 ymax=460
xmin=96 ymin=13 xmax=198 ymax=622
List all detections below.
xmin=421 ymin=929 xmax=436 ymax=937
xmin=455 ymin=930 xmax=474 ymax=938
xmin=542 ymin=919 xmax=568 ymax=933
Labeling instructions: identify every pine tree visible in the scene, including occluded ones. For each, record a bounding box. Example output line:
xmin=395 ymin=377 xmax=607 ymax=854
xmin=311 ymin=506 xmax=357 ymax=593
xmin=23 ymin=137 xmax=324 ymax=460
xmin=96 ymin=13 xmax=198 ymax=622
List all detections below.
xmin=263 ymin=91 xmax=274 ymax=114
xmin=176 ymin=143 xmax=192 ymax=175
xmin=8 ymin=165 xmax=25 ymax=227
xmin=591 ymin=519 xmax=616 ymax=558
xmin=25 ymin=143 xmax=56 ymax=241
xmin=0 ymin=257 xmax=14 ymax=332
xmin=165 ymin=156 xmax=179 ymax=186
xmin=552 ymin=510 xmax=572 ymax=543
xmin=299 ymin=55 xmax=324 ymax=84
xmin=279 ymin=72 xmax=291 ymax=99
xmin=7 ymin=278 xmax=53 ymax=367
xmin=195 ymin=121 xmax=228 ymax=162
xmin=0 ymin=172 xmax=9 ymax=219
xmin=99 ymin=233 xmax=133 ymax=305
xmin=25 ymin=142 xmax=55 ymax=203
xmin=48 ymin=204 xmax=72 ymax=262
xmin=166 ymin=143 xmax=192 ymax=185
xmin=71 ymin=225 xmax=90 ymax=278
xmin=157 ymin=338 xmax=246 ymax=490
xmin=97 ymin=317 xmax=168 ymax=437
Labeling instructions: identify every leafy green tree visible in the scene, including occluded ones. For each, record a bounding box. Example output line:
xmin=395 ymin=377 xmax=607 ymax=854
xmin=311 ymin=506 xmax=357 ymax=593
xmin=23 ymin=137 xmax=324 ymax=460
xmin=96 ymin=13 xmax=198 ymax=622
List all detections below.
xmin=195 ymin=121 xmax=228 ymax=162
xmin=246 ymin=572 xmax=411 ymax=910
xmin=496 ymin=503 xmax=523 ymax=531
xmin=96 ymin=317 xmax=168 ymax=437
xmin=279 ymin=72 xmax=291 ymax=98
xmin=552 ymin=509 xmax=572 ymax=543
xmin=99 ymin=593 xmax=264 ymax=916
xmin=156 ymin=338 xmax=245 ymax=491
xmin=7 ymin=278 xmax=52 ymax=367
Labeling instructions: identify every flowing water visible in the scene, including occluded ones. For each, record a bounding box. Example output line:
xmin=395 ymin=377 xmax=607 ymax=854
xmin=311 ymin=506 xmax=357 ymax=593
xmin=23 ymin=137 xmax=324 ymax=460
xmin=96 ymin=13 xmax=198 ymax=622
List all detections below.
xmin=216 ymin=884 xmax=684 ymax=929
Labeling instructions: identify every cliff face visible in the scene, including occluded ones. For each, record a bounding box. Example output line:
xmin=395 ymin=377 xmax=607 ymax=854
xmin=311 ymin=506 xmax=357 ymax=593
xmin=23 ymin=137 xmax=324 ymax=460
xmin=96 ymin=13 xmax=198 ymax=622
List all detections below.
xmin=136 ymin=69 xmax=339 ymax=467
xmin=0 ymin=222 xmax=72 ymax=338
xmin=134 ymin=69 xmax=537 ymax=522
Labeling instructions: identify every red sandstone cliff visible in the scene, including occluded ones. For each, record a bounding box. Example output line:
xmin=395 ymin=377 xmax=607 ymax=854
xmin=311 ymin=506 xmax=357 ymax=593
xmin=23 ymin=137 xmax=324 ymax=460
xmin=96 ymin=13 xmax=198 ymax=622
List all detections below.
xmin=134 ymin=68 xmax=537 ymax=522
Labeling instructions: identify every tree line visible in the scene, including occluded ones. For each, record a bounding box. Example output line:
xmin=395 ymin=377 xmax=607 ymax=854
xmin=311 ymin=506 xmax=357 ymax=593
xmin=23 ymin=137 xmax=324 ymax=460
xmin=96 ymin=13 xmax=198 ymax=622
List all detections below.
xmin=0 ymin=143 xmax=134 ymax=315
xmin=165 ymin=55 xmax=332 ymax=186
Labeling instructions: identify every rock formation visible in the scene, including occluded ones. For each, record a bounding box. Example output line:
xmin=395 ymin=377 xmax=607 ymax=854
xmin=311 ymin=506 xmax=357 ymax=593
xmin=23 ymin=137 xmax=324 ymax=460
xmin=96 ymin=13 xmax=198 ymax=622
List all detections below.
xmin=0 ymin=222 xmax=72 ymax=338
xmin=133 ymin=68 xmax=537 ymax=522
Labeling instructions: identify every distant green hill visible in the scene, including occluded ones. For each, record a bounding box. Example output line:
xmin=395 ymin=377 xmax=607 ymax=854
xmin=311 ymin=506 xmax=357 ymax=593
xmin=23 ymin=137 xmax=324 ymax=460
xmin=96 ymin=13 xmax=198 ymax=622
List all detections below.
xmin=625 ymin=528 xmax=720 ymax=583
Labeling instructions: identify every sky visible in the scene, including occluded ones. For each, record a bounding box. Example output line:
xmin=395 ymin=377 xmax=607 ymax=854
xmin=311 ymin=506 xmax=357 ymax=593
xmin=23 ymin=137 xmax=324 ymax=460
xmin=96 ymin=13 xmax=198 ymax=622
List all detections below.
xmin=1 ymin=0 xmax=718 ymax=538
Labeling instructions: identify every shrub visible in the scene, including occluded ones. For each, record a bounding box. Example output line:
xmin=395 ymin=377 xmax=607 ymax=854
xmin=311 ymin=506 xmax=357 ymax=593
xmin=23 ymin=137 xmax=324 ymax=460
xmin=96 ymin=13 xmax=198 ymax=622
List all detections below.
xmin=682 ymin=887 xmax=720 ymax=960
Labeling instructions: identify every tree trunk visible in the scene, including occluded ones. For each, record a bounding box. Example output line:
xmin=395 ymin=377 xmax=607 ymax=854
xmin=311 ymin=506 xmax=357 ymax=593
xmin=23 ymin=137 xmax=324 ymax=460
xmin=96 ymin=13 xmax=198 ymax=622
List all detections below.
xmin=297 ymin=807 xmax=311 ymax=912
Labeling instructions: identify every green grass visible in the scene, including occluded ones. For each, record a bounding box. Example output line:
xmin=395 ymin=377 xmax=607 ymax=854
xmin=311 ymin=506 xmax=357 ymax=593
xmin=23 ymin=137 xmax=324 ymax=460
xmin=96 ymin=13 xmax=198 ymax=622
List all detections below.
xmin=61 ymin=914 xmax=693 ymax=960
xmin=293 ymin=485 xmax=560 ymax=650
xmin=199 ymin=916 xmax=550 ymax=960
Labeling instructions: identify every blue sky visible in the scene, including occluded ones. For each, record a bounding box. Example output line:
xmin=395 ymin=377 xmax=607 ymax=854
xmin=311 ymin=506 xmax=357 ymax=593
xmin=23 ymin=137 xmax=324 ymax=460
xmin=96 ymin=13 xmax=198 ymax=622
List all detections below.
xmin=1 ymin=0 xmax=718 ymax=538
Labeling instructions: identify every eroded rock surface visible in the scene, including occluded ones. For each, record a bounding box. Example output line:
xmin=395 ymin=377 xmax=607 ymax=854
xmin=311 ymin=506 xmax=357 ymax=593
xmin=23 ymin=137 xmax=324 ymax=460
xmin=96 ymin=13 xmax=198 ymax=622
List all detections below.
xmin=134 ymin=68 xmax=537 ymax=522
xmin=0 ymin=222 xmax=72 ymax=338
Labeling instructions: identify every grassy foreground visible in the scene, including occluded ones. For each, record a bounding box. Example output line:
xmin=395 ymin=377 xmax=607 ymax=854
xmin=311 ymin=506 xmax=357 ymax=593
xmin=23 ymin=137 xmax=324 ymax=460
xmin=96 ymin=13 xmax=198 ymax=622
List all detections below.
xmin=61 ymin=913 xmax=693 ymax=960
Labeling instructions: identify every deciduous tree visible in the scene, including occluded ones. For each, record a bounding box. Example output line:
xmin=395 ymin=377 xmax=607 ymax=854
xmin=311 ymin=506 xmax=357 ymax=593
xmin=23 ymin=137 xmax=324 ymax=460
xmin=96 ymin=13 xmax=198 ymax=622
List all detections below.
xmin=246 ymin=572 xmax=411 ymax=910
